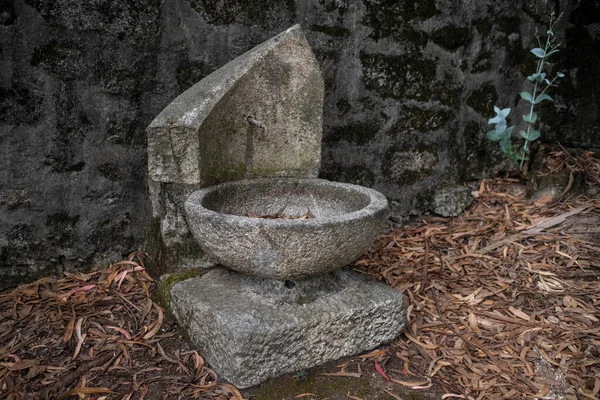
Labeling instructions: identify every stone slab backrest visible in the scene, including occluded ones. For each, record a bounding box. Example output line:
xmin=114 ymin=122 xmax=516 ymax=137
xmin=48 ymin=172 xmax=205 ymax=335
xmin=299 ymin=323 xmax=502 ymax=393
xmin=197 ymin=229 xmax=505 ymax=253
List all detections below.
xmin=147 ymin=25 xmax=324 ymax=187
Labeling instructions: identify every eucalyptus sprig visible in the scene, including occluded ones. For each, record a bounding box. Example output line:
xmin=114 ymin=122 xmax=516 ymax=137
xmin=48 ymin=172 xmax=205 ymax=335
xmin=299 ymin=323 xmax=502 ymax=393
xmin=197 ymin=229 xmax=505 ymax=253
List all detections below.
xmin=486 ymin=12 xmax=565 ymax=173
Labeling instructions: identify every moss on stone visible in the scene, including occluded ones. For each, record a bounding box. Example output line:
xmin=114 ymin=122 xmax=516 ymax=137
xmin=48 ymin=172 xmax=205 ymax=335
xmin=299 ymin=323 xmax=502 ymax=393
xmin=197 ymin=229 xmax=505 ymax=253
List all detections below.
xmin=363 ymin=0 xmax=438 ymax=42
xmin=0 ymin=85 xmax=43 ymax=125
xmin=466 ymin=83 xmax=498 ymax=117
xmin=30 ymin=34 xmax=99 ymax=81
xmin=335 ymin=99 xmax=351 ymax=115
xmin=381 ymin=144 xmax=439 ymax=185
xmin=143 ymin=218 xmax=164 ymax=278
xmin=474 ymin=18 xmax=492 ymax=36
xmin=461 ymin=120 xmax=507 ymax=180
xmin=431 ymin=76 xmax=463 ymax=107
xmin=368 ymin=25 xmax=429 ymax=48
xmin=313 ymin=49 xmax=338 ymax=92
xmin=496 ymin=16 xmax=521 ymax=34
xmin=252 ymin=371 xmax=440 ymax=399
xmin=399 ymin=26 xmax=429 ymax=47
xmin=523 ymin=2 xmax=560 ymax=22
xmin=325 ymin=119 xmax=380 ymax=146
xmin=310 ymin=25 xmax=350 ymax=38
xmin=188 ymin=0 xmax=295 ymax=28
xmin=97 ymin=162 xmax=123 ymax=181
xmin=154 ymin=268 xmax=207 ymax=312
xmin=360 ymin=52 xmax=436 ymax=101
xmin=0 ymin=0 xmax=16 ymax=26
xmin=206 ymin=164 xmax=248 ymax=186
xmin=393 ymin=106 xmax=452 ymax=134
xmin=46 ymin=212 xmax=80 ymax=246
xmin=209 ymin=162 xmax=315 ymax=186
xmin=505 ymin=40 xmax=532 ymax=77
xmin=430 ymin=24 xmax=471 ymax=50
xmin=319 ymin=0 xmax=349 ymax=14
xmin=345 ymin=166 xmax=376 ymax=186
xmin=176 ymin=59 xmax=215 ymax=92
xmin=472 ymin=50 xmax=493 ymax=73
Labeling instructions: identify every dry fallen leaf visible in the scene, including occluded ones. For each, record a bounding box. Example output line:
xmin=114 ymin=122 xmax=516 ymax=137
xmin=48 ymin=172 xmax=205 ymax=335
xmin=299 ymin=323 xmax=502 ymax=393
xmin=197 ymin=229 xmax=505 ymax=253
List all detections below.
xmin=508 ymin=306 xmax=531 ymax=321
xmin=355 ymin=171 xmax=600 ymax=399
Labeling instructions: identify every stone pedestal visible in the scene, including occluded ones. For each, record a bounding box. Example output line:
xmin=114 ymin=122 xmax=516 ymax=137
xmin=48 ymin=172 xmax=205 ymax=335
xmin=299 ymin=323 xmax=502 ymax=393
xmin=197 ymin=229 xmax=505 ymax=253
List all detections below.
xmin=147 ymin=24 xmax=404 ymax=390
xmin=170 ymin=267 xmax=406 ymax=388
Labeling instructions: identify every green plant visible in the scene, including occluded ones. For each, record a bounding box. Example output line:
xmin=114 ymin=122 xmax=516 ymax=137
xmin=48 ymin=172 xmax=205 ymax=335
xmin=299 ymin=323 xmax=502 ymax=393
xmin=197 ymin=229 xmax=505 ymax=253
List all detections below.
xmin=486 ymin=12 xmax=565 ymax=172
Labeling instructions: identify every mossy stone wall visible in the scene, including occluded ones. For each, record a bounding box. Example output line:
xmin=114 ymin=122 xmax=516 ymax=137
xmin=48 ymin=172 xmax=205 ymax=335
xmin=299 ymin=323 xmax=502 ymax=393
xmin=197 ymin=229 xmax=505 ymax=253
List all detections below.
xmin=1 ymin=0 xmax=597 ymax=285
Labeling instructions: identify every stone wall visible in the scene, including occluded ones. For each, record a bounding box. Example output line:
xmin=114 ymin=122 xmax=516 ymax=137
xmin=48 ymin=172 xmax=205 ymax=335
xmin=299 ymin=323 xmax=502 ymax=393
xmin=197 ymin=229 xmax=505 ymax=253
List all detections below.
xmin=1 ymin=0 xmax=598 ymax=286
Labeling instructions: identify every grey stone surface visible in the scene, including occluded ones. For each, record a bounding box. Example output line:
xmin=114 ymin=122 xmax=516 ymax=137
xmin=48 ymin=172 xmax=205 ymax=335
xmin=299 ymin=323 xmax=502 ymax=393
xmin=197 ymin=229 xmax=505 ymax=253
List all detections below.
xmin=145 ymin=180 xmax=216 ymax=276
xmin=185 ymin=178 xmax=389 ymax=279
xmin=147 ymin=24 xmax=323 ymax=186
xmin=0 ymin=0 xmax=158 ymax=288
xmin=431 ymin=186 xmax=474 ymax=217
xmin=146 ymin=24 xmax=325 ymax=275
xmin=170 ymin=267 xmax=407 ymax=388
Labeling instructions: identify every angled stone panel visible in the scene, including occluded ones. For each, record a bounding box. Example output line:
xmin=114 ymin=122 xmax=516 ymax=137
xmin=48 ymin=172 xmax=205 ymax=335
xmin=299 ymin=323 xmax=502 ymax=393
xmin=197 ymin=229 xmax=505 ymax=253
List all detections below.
xmin=147 ymin=24 xmax=324 ymax=185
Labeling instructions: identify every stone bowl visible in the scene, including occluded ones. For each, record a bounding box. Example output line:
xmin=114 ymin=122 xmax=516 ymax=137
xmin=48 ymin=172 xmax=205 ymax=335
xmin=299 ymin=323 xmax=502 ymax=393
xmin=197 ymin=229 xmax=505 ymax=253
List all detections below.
xmin=184 ymin=178 xmax=389 ymax=279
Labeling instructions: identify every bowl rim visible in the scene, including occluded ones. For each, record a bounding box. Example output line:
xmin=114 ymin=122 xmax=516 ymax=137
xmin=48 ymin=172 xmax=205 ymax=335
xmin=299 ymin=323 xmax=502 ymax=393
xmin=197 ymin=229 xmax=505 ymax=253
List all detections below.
xmin=184 ymin=177 xmax=389 ymax=226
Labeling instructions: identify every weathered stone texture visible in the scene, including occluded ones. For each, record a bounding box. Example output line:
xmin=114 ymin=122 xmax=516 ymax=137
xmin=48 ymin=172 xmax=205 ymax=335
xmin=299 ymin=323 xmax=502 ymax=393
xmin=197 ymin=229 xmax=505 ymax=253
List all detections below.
xmin=147 ymin=25 xmax=323 ymax=186
xmin=185 ymin=178 xmax=388 ymax=279
xmin=171 ymin=268 xmax=407 ymax=388
xmin=431 ymin=186 xmax=474 ymax=218
xmin=541 ymin=1 xmax=600 ymax=149
xmin=146 ymin=25 xmax=325 ymax=274
xmin=1 ymin=0 xmax=597 ymax=285
xmin=1 ymin=0 xmax=160 ymax=287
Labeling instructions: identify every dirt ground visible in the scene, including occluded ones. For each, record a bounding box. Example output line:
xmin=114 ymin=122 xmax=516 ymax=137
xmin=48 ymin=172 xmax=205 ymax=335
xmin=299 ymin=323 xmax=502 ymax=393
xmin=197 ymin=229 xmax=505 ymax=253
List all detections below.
xmin=1 ymin=150 xmax=600 ymax=400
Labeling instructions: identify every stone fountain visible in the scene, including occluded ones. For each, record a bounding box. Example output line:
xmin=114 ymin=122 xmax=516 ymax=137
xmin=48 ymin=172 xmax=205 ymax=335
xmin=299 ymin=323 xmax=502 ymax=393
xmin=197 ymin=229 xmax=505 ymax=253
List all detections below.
xmin=147 ymin=25 xmax=406 ymax=389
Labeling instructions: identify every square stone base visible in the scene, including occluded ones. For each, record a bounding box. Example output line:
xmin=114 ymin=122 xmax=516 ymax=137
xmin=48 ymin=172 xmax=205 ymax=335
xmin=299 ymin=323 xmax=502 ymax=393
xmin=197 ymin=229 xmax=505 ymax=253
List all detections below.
xmin=170 ymin=267 xmax=406 ymax=388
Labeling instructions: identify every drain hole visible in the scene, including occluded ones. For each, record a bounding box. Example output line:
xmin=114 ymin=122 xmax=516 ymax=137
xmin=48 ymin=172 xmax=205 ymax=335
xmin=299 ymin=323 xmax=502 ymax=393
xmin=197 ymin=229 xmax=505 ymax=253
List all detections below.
xmin=284 ymin=280 xmax=296 ymax=289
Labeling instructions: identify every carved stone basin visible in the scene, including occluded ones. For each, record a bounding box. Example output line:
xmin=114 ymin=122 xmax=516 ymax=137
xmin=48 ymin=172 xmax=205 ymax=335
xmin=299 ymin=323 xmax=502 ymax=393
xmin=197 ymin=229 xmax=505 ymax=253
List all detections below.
xmin=184 ymin=178 xmax=389 ymax=279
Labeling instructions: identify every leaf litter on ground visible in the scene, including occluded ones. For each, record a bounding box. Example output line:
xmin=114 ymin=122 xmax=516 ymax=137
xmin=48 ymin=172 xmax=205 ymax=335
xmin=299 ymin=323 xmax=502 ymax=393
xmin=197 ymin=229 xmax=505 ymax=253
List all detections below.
xmin=0 ymin=251 xmax=234 ymax=400
xmin=2 ymin=149 xmax=600 ymax=400
xmin=354 ymin=150 xmax=600 ymax=399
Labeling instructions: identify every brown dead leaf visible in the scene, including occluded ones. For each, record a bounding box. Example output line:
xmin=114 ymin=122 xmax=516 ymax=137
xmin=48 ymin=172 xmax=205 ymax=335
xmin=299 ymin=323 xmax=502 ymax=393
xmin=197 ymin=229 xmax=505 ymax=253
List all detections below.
xmin=390 ymin=377 xmax=431 ymax=387
xmin=347 ymin=395 xmax=363 ymax=400
xmin=221 ymin=383 xmax=243 ymax=400
xmin=383 ymin=389 xmax=404 ymax=400
xmin=143 ymin=303 xmax=164 ymax=339
xmin=3 ymin=359 xmax=39 ymax=371
xmin=63 ymin=312 xmax=76 ymax=343
xmin=508 ymin=306 xmax=531 ymax=321
xmin=322 ymin=370 xmax=362 ymax=378
xmin=359 ymin=349 xmax=386 ymax=360
xmin=57 ymin=387 xmax=114 ymax=400
xmin=354 ymin=173 xmax=600 ymax=398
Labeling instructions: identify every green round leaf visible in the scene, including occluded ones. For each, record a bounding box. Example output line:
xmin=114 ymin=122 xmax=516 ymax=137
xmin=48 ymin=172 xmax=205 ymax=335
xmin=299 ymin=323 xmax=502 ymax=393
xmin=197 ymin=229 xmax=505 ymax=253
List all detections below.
xmin=533 ymin=94 xmax=553 ymax=104
xmin=528 ymin=130 xmax=541 ymax=141
xmin=522 ymin=112 xmax=538 ymax=124
xmin=519 ymin=130 xmax=529 ymax=139
xmin=530 ymin=48 xmax=546 ymax=58
xmin=520 ymin=91 xmax=534 ymax=103
xmin=486 ymin=130 xmax=503 ymax=141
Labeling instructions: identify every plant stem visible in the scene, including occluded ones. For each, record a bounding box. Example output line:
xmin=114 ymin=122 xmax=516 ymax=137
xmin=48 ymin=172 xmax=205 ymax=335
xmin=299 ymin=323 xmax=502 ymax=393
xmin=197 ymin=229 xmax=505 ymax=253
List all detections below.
xmin=519 ymin=24 xmax=554 ymax=171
